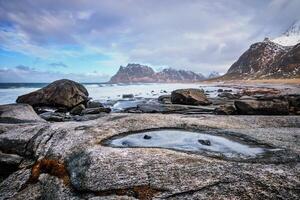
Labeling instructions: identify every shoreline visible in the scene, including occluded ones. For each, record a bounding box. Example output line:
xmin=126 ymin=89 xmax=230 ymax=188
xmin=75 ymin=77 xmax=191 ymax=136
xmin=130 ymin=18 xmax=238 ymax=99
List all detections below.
xmin=201 ymin=78 xmax=300 ymax=85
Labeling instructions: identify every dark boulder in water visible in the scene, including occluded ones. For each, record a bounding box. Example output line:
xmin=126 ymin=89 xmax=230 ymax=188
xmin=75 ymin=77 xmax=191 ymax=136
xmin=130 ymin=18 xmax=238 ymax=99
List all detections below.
xmin=122 ymin=94 xmax=134 ymax=99
xmin=16 ymin=79 xmax=89 ymax=109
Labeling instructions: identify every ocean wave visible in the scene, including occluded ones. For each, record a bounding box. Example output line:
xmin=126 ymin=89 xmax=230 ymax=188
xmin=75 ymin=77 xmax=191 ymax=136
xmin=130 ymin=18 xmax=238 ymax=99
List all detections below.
xmin=0 ymin=83 xmax=47 ymax=89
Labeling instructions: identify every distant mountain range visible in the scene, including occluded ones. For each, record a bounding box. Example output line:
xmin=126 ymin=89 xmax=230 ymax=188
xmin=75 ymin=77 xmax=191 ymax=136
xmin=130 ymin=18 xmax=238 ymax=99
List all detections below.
xmin=109 ymin=63 xmax=207 ymax=83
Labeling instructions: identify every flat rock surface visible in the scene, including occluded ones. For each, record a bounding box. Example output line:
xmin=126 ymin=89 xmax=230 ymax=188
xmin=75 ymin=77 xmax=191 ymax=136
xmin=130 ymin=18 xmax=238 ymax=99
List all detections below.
xmin=0 ymin=113 xmax=299 ymax=199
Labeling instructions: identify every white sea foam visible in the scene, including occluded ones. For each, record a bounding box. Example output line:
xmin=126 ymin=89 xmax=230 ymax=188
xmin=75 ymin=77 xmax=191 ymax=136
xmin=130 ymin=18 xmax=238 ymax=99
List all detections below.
xmin=0 ymin=83 xmax=236 ymax=105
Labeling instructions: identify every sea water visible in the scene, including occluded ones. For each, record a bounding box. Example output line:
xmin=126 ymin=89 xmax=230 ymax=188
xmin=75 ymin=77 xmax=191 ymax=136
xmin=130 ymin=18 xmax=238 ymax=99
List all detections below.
xmin=0 ymin=82 xmax=237 ymax=106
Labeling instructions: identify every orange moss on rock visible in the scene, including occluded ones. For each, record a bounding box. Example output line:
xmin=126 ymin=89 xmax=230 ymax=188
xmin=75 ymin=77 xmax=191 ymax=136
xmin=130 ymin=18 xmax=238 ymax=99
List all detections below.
xmin=28 ymin=158 xmax=70 ymax=185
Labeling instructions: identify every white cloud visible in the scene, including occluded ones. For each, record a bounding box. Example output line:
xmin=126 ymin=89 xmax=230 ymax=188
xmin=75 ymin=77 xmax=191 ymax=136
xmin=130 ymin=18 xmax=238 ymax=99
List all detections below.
xmin=0 ymin=0 xmax=299 ymax=77
xmin=0 ymin=66 xmax=110 ymax=82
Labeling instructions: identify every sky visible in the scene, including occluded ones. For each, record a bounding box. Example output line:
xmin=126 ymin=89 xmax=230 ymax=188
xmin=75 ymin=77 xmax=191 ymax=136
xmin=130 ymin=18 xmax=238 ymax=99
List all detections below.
xmin=0 ymin=0 xmax=299 ymax=82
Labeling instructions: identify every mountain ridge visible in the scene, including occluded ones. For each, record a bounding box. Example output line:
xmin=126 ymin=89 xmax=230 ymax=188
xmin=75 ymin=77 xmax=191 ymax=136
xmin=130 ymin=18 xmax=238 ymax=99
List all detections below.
xmin=109 ymin=63 xmax=206 ymax=83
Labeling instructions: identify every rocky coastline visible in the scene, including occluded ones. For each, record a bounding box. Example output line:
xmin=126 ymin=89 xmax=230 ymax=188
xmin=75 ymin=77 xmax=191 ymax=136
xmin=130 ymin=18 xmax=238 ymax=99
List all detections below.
xmin=0 ymin=79 xmax=300 ymax=199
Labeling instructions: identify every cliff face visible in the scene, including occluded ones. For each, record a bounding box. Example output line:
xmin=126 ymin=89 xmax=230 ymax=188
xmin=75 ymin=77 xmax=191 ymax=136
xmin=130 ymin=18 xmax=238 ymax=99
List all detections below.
xmin=109 ymin=64 xmax=156 ymax=83
xmin=109 ymin=63 xmax=206 ymax=83
xmin=223 ymin=39 xmax=300 ymax=79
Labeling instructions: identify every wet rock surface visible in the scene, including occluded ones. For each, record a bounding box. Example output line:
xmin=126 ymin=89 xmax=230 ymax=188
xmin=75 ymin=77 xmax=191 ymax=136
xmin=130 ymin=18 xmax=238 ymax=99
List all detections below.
xmin=0 ymin=113 xmax=299 ymax=199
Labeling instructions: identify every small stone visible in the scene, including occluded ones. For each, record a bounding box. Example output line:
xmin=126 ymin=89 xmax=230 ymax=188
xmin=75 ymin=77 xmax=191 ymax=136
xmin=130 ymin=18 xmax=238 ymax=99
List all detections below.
xmin=198 ymin=139 xmax=211 ymax=146
xmin=143 ymin=135 xmax=152 ymax=140
xmin=122 ymin=94 xmax=134 ymax=99
xmin=217 ymin=89 xmax=224 ymax=92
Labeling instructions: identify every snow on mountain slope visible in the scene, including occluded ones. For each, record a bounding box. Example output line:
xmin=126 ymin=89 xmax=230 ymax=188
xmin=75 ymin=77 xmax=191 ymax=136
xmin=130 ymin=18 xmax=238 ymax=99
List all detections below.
xmin=272 ymin=20 xmax=300 ymax=46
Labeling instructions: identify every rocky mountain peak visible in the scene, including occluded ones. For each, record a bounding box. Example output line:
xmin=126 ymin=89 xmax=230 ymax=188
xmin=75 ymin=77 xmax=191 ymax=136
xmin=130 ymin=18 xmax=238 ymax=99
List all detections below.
xmin=109 ymin=64 xmax=205 ymax=83
xmin=223 ymin=38 xmax=299 ymax=79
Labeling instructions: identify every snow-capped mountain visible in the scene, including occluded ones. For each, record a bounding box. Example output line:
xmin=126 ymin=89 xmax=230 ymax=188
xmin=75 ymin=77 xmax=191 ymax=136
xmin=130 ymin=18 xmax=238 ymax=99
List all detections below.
xmin=272 ymin=20 xmax=300 ymax=46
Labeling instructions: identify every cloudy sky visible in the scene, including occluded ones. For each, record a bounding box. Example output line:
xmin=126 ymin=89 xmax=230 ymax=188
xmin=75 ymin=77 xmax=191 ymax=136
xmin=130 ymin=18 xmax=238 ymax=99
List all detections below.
xmin=0 ymin=0 xmax=299 ymax=82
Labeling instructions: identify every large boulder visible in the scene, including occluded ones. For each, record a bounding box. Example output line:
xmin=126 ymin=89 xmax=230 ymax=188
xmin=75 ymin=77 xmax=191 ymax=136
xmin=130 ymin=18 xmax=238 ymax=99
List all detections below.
xmin=171 ymin=89 xmax=211 ymax=105
xmin=0 ymin=104 xmax=45 ymax=123
xmin=16 ymin=79 xmax=89 ymax=109
xmin=234 ymin=99 xmax=289 ymax=115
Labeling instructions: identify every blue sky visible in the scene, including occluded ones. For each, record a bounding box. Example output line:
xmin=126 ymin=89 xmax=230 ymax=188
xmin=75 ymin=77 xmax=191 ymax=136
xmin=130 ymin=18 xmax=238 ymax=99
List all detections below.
xmin=0 ymin=0 xmax=299 ymax=82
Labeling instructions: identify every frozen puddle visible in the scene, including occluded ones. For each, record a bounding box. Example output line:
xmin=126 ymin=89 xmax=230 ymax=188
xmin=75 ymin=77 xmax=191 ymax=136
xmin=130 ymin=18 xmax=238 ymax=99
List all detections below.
xmin=106 ymin=129 xmax=278 ymax=160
